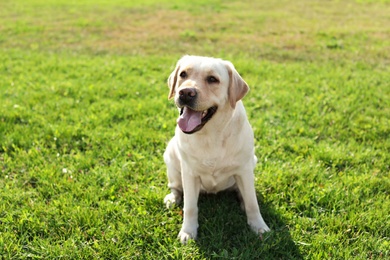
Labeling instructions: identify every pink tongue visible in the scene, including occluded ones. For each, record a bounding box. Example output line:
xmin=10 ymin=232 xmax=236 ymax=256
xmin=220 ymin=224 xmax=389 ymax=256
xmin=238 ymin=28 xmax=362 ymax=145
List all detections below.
xmin=177 ymin=107 xmax=203 ymax=132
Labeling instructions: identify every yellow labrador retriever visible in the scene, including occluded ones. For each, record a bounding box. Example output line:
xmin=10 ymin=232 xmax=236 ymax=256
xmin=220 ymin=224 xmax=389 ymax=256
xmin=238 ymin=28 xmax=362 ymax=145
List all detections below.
xmin=164 ymin=55 xmax=270 ymax=243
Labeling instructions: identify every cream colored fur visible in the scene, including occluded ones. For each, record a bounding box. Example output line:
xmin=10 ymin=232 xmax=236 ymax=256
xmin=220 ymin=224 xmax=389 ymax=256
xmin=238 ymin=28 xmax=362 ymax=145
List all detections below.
xmin=164 ymin=55 xmax=270 ymax=243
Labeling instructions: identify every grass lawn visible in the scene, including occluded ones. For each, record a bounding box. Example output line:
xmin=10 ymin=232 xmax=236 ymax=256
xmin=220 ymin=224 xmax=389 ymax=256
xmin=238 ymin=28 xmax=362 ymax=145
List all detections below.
xmin=0 ymin=0 xmax=389 ymax=258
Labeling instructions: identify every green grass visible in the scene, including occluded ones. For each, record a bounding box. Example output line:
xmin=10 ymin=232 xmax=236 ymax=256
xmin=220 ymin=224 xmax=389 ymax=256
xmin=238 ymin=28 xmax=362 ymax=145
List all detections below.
xmin=0 ymin=0 xmax=389 ymax=259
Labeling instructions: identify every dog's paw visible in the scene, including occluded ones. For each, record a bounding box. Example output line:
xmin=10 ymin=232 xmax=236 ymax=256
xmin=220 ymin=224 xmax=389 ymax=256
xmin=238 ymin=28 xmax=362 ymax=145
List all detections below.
xmin=178 ymin=229 xmax=197 ymax=244
xmin=164 ymin=193 xmax=180 ymax=209
xmin=249 ymin=220 xmax=270 ymax=234
xmin=257 ymin=225 xmax=271 ymax=234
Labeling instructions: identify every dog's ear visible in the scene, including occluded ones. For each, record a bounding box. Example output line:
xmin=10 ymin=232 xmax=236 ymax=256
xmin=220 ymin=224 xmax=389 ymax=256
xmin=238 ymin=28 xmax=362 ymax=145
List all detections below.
xmin=225 ymin=61 xmax=249 ymax=109
xmin=168 ymin=56 xmax=188 ymax=99
xmin=167 ymin=64 xmax=180 ymax=100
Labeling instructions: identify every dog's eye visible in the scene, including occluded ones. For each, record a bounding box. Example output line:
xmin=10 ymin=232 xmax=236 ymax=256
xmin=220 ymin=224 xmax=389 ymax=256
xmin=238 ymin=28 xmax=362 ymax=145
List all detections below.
xmin=207 ymin=76 xmax=219 ymax=84
xmin=179 ymin=71 xmax=187 ymax=78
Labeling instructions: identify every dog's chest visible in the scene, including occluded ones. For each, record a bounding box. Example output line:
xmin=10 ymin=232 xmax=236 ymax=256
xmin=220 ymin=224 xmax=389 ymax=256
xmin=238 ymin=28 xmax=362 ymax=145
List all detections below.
xmin=199 ymin=173 xmax=235 ymax=193
xmin=201 ymin=158 xmax=218 ymax=169
xmin=194 ymin=157 xmax=239 ymax=192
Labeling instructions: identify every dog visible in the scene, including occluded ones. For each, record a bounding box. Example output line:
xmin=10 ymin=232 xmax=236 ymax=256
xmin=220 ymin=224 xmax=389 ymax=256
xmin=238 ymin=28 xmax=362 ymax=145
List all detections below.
xmin=163 ymin=55 xmax=270 ymax=244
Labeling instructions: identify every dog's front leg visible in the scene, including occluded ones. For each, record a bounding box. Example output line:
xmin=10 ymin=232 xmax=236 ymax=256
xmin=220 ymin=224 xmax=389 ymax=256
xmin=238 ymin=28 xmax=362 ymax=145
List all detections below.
xmin=234 ymin=173 xmax=270 ymax=234
xmin=178 ymin=169 xmax=201 ymax=244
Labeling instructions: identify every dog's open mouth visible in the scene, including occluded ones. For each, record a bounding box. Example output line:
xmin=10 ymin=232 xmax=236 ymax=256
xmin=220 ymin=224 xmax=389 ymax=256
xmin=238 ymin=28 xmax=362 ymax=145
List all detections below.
xmin=177 ymin=106 xmax=217 ymax=134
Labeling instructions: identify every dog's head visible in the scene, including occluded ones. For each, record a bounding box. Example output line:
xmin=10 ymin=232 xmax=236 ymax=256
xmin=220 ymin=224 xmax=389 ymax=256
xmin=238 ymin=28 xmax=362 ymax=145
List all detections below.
xmin=167 ymin=55 xmax=249 ymax=134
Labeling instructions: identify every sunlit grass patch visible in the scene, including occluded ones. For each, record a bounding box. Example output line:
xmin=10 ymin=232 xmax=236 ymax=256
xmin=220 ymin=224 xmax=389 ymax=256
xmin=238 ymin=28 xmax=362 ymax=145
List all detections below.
xmin=0 ymin=0 xmax=389 ymax=258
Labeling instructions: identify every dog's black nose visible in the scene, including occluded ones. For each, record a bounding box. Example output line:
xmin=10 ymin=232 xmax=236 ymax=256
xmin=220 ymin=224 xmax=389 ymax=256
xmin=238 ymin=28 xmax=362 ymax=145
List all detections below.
xmin=179 ymin=88 xmax=197 ymax=103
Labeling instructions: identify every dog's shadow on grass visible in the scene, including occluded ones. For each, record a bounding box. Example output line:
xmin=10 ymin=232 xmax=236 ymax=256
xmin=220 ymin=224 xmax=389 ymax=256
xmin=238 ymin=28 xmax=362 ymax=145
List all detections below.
xmin=194 ymin=191 xmax=303 ymax=259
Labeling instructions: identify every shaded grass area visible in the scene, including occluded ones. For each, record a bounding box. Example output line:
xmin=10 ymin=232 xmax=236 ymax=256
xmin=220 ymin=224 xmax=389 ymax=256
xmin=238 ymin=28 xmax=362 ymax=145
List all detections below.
xmin=0 ymin=0 xmax=389 ymax=259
